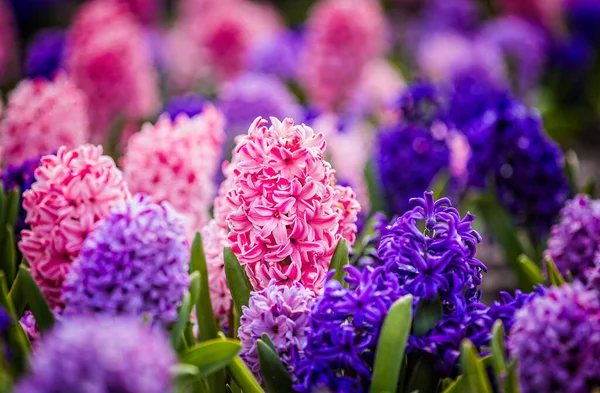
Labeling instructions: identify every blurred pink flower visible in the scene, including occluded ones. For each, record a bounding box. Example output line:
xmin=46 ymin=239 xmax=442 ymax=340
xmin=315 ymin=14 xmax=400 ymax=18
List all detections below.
xmin=0 ymin=0 xmax=17 ymax=83
xmin=168 ymin=0 xmax=282 ymax=88
xmin=221 ymin=117 xmax=361 ymax=293
xmin=0 ymin=74 xmax=90 ymax=166
xmin=65 ymin=0 xmax=159 ymax=140
xmin=201 ymin=219 xmax=231 ymax=319
xmin=18 ymin=145 xmax=130 ymax=307
xmin=447 ymin=130 xmax=471 ymax=184
xmin=121 ymin=106 xmax=225 ymax=237
xmin=500 ymin=0 xmax=563 ymax=30
xmin=300 ymin=0 xmax=388 ymax=111
xmin=112 ymin=0 xmax=162 ymax=25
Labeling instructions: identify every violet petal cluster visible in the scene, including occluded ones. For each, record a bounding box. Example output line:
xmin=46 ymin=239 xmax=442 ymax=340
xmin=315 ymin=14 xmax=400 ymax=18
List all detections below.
xmin=239 ymin=281 xmax=314 ymax=382
xmin=15 ymin=317 xmax=177 ymax=393
xmin=24 ymin=29 xmax=66 ymax=80
xmin=294 ymin=266 xmax=406 ymax=393
xmin=378 ymin=191 xmax=486 ymax=312
xmin=509 ymin=283 xmax=600 ymax=393
xmin=545 ymin=194 xmax=600 ymax=280
xmin=62 ymin=194 xmax=190 ymax=327
xmin=162 ymin=94 xmax=206 ymax=121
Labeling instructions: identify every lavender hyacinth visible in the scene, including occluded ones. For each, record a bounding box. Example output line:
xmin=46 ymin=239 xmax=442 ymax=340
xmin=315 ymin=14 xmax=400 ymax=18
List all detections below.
xmin=15 ymin=317 xmax=176 ymax=393
xmin=238 ymin=281 xmax=314 ymax=382
xmin=24 ymin=29 xmax=65 ymax=79
xmin=250 ymin=29 xmax=304 ymax=81
xmin=545 ymin=194 xmax=600 ymax=280
xmin=509 ymin=283 xmax=600 ymax=393
xmin=62 ymin=194 xmax=190 ymax=327
xmin=378 ymin=191 xmax=486 ymax=312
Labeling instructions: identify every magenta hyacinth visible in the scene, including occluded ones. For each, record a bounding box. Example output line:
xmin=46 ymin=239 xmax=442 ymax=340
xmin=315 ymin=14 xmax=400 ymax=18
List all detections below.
xmin=62 ymin=194 xmax=190 ymax=327
xmin=239 ymin=281 xmax=314 ymax=382
xmin=15 ymin=317 xmax=176 ymax=393
xmin=220 ymin=117 xmax=361 ymax=293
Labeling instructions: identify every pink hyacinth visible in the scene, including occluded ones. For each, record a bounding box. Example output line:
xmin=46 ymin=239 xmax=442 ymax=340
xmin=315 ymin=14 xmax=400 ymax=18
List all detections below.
xmin=0 ymin=0 xmax=16 ymax=83
xmin=65 ymin=0 xmax=159 ymax=139
xmin=111 ymin=0 xmax=162 ymax=25
xmin=201 ymin=219 xmax=231 ymax=319
xmin=18 ymin=145 xmax=130 ymax=307
xmin=0 ymin=75 xmax=90 ymax=166
xmin=121 ymin=106 xmax=225 ymax=237
xmin=168 ymin=0 xmax=281 ymax=87
xmin=300 ymin=0 xmax=388 ymax=111
xmin=221 ymin=117 xmax=361 ymax=293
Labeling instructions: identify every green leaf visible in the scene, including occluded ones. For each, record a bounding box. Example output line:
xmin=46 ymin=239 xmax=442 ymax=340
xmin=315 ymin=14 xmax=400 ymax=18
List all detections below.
xmin=428 ymin=171 xmax=450 ymax=201
xmin=0 ymin=273 xmax=29 ymax=376
xmin=190 ymin=233 xmax=219 ymax=343
xmin=8 ymin=266 xmax=54 ymax=332
xmin=172 ymin=363 xmax=199 ymax=381
xmin=491 ymin=321 xmax=507 ymax=384
xmin=545 ymin=256 xmax=566 ymax=286
xmin=413 ymin=296 xmax=442 ymax=336
xmin=460 ymin=340 xmax=492 ymax=393
xmin=181 ymin=339 xmax=241 ymax=377
xmin=364 ymin=160 xmax=386 ymax=216
xmin=257 ymin=340 xmax=294 ymax=393
xmin=329 ymin=239 xmax=349 ymax=285
xmin=0 ymin=227 xmax=16 ymax=286
xmin=442 ymin=376 xmax=464 ymax=393
xmin=517 ymin=255 xmax=544 ymax=289
xmin=228 ymin=356 xmax=265 ymax=393
xmin=0 ymin=186 xmax=6 ymax=239
xmin=505 ymin=360 xmax=519 ymax=393
xmin=564 ymin=150 xmax=580 ymax=196
xmin=171 ymin=291 xmax=193 ymax=351
xmin=261 ymin=333 xmax=277 ymax=353
xmin=4 ymin=189 xmax=19 ymax=231
xmin=371 ymin=295 xmax=413 ymax=393
xmin=582 ymin=179 xmax=596 ymax=198
xmin=224 ymin=248 xmax=252 ymax=319
xmin=405 ymin=357 xmax=438 ymax=393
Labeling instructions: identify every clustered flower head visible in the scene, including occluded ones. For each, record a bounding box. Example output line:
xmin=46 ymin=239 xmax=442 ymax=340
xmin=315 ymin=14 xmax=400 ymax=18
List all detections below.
xmin=218 ymin=73 xmax=302 ymax=134
xmin=378 ymin=191 xmax=486 ymax=312
xmin=546 ymin=194 xmax=600 ymax=280
xmin=24 ymin=29 xmax=66 ymax=80
xmin=222 ymin=116 xmax=361 ymax=293
xmin=0 ymin=75 xmax=90 ymax=166
xmin=65 ymin=0 xmax=159 ymax=139
xmin=1 ymin=154 xmax=43 ymax=239
xmin=15 ymin=316 xmax=177 ymax=393
xmin=122 ymin=106 xmax=224 ymax=237
xmin=201 ymin=219 xmax=231 ymax=319
xmin=62 ymin=194 xmax=190 ymax=327
xmin=18 ymin=144 xmax=131 ymax=307
xmin=509 ymin=282 xmax=600 ymax=393
xmin=300 ymin=0 xmax=387 ymax=110
xmin=294 ymin=266 xmax=406 ymax=392
xmin=239 ymin=281 xmax=314 ymax=382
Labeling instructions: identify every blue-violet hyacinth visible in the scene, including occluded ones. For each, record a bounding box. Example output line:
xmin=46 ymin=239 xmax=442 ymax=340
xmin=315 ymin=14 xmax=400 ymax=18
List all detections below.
xmin=239 ymin=281 xmax=314 ymax=382
xmin=509 ymin=282 xmax=600 ymax=393
xmin=294 ymin=265 xmax=406 ymax=393
xmin=162 ymin=94 xmax=206 ymax=121
xmin=378 ymin=191 xmax=486 ymax=312
xmin=545 ymin=194 xmax=600 ymax=280
xmin=62 ymin=194 xmax=190 ymax=327
xmin=15 ymin=316 xmax=176 ymax=393
xmin=1 ymin=154 xmax=42 ymax=240
xmin=24 ymin=29 xmax=65 ymax=79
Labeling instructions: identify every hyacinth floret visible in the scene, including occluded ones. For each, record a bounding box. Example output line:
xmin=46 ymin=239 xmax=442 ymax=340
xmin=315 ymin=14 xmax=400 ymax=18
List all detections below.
xmin=62 ymin=194 xmax=190 ymax=327
xmin=509 ymin=282 xmax=600 ymax=393
xmin=294 ymin=265 xmax=406 ymax=393
xmin=18 ymin=145 xmax=131 ymax=307
xmin=15 ymin=317 xmax=176 ymax=393
xmin=239 ymin=281 xmax=314 ymax=382
xmin=378 ymin=191 xmax=486 ymax=313
xmin=223 ymin=116 xmax=360 ymax=294
xmin=545 ymin=194 xmax=600 ymax=280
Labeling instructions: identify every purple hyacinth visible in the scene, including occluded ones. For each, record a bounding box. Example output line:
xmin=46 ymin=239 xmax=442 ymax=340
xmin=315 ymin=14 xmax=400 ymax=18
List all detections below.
xmin=487 ymin=288 xmax=544 ymax=334
xmin=24 ymin=29 xmax=65 ymax=80
xmin=250 ymin=29 xmax=304 ymax=81
xmin=238 ymin=281 xmax=314 ymax=382
xmin=294 ymin=265 xmax=407 ymax=393
xmin=479 ymin=16 xmax=547 ymax=96
xmin=546 ymin=194 xmax=600 ymax=280
xmin=509 ymin=283 xmax=600 ymax=393
xmin=62 ymin=194 xmax=190 ymax=327
xmin=218 ymin=73 xmax=302 ymax=135
xmin=162 ymin=94 xmax=206 ymax=121
xmin=15 ymin=316 xmax=176 ymax=393
xmin=378 ymin=191 xmax=486 ymax=312
xmin=394 ymin=81 xmax=445 ymax=127
xmin=1 ymin=154 xmax=42 ymax=240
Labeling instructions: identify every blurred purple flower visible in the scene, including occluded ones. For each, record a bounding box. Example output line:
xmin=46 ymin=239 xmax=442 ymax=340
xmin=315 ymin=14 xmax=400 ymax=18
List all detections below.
xmin=162 ymin=94 xmax=206 ymax=121
xmin=250 ymin=29 xmax=304 ymax=81
xmin=25 ymin=29 xmax=65 ymax=80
